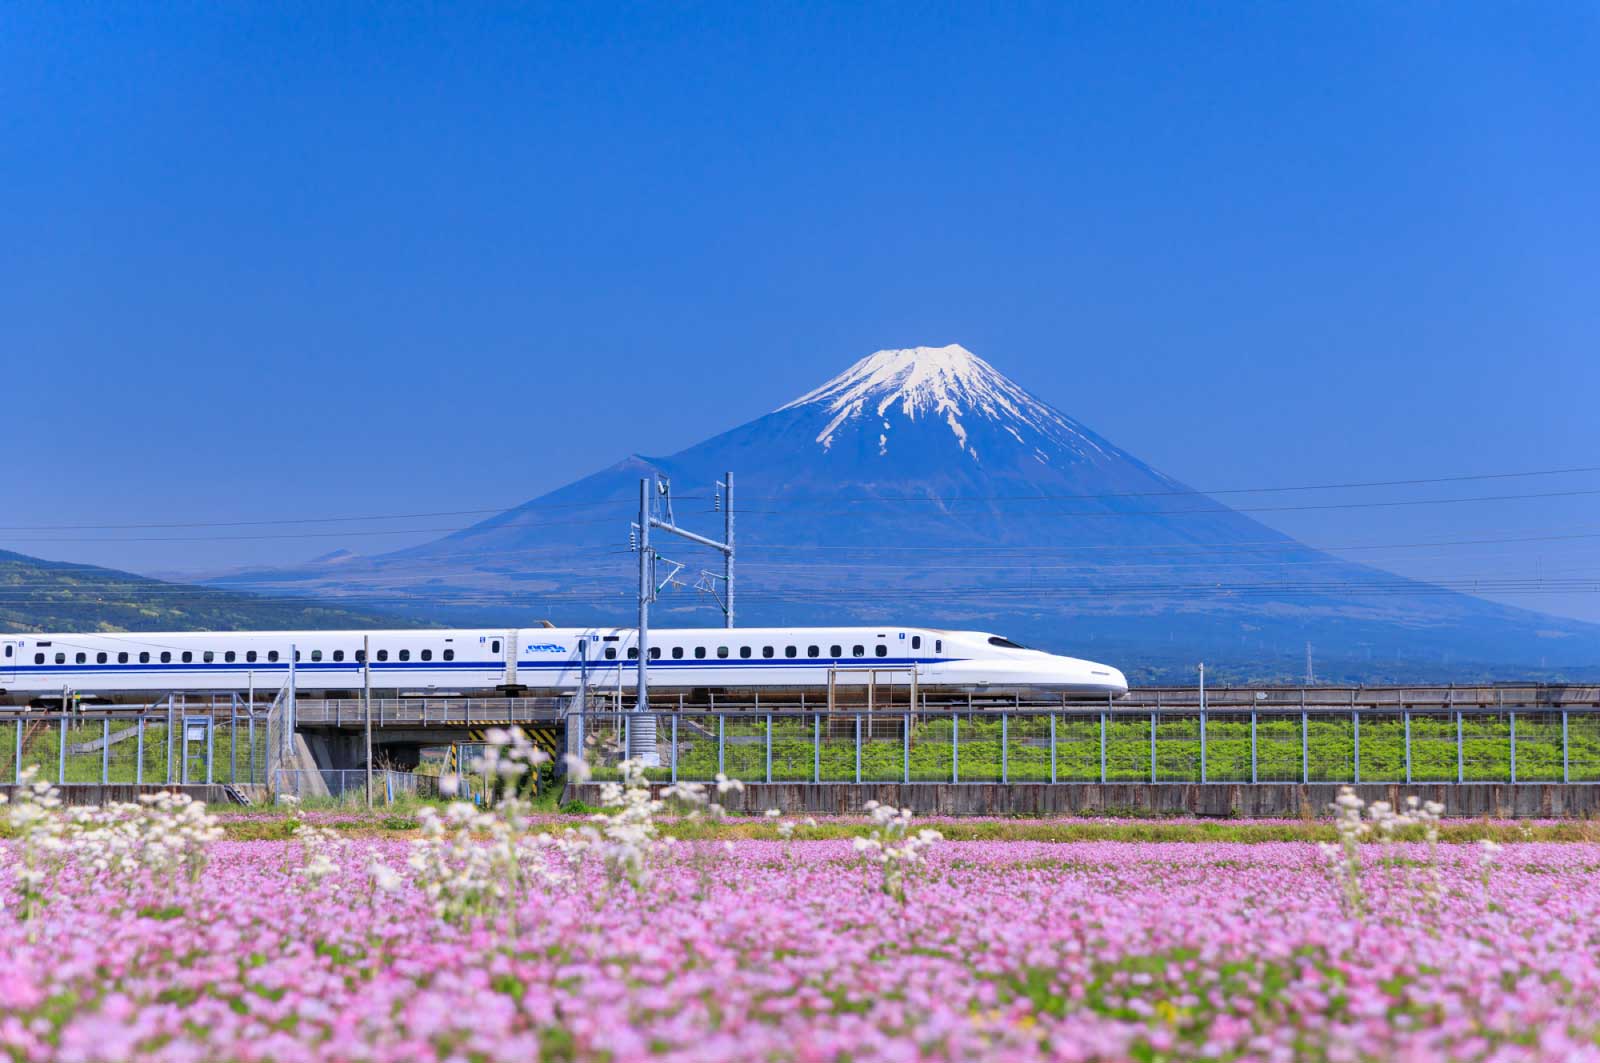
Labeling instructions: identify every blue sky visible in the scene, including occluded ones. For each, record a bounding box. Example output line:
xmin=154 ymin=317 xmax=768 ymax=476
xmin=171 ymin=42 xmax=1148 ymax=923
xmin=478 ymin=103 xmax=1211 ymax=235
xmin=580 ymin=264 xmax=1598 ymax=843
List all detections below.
xmin=4 ymin=3 xmax=1598 ymax=621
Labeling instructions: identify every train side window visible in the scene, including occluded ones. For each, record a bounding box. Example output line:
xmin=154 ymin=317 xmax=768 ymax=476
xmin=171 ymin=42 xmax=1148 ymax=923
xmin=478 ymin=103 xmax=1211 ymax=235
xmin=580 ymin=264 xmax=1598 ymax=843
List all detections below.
xmin=246 ymin=651 xmax=257 ymax=663
xmin=225 ymin=651 xmax=236 ymax=663
xmin=604 ymin=647 xmax=617 ymax=660
xmin=203 ymin=651 xmax=214 ymax=663
xmin=443 ymin=649 xmax=454 ymax=661
xmin=118 ymin=652 xmax=128 ymax=663
xmin=294 ymin=650 xmax=301 ymax=662
xmin=761 ymin=646 xmax=774 ymax=658
xmin=376 ymin=650 xmax=388 ymax=662
xmin=160 ymin=652 xmax=171 ymax=663
xmin=267 ymin=651 xmax=279 ymax=663
xmin=181 ymin=652 xmax=193 ymax=664
xmin=97 ymin=652 xmax=108 ymax=664
xmin=140 ymin=652 xmax=150 ymax=664
xmin=627 ymin=648 xmax=638 ymax=660
xmin=649 ymin=647 xmax=660 ymax=660
xmin=739 ymin=646 xmax=752 ymax=659
xmin=830 ymin=645 xmax=841 ymax=657
xmin=671 ymin=647 xmax=683 ymax=659
xmin=694 ymin=647 xmax=706 ymax=659
xmin=76 ymin=653 xmax=87 ymax=664
xmin=807 ymin=645 xmax=819 ymax=658
xmin=332 ymin=650 xmax=344 ymax=662
xmin=911 ymin=636 xmax=921 ymax=650
xmin=875 ymin=645 xmax=888 ymax=657
xmin=491 ymin=640 xmax=501 ymax=654
xmin=55 ymin=652 xmax=65 ymax=664
xmin=420 ymin=649 xmax=432 ymax=661
xmin=354 ymin=649 xmax=365 ymax=663
xmin=717 ymin=646 xmax=729 ymax=658
xmin=935 ymin=640 xmax=942 ymax=654
xmin=398 ymin=650 xmax=410 ymax=662
xmin=852 ymin=645 xmax=864 ymax=657
xmin=311 ymin=650 xmax=323 ymax=662
xmin=35 ymin=653 xmax=44 ymax=664
xmin=784 ymin=646 xmax=796 ymax=658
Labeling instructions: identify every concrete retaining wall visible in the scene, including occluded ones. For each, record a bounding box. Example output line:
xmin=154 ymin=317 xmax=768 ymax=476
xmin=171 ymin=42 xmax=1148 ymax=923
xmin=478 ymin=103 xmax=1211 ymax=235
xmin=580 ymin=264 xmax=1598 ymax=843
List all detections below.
xmin=567 ymin=782 xmax=1600 ymax=818
xmin=0 ymin=784 xmax=242 ymax=806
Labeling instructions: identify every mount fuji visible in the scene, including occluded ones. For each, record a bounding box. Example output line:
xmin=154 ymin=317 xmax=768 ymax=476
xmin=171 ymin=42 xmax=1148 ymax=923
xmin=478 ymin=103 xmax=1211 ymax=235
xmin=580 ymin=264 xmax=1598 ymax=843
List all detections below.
xmin=210 ymin=345 xmax=1600 ymax=683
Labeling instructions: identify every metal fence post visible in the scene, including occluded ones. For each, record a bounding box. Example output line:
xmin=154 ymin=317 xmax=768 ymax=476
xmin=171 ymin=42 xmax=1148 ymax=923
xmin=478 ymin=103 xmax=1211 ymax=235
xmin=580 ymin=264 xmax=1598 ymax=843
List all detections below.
xmin=854 ymin=714 xmax=861 ymax=784
xmin=1563 ymin=710 xmax=1570 ymax=784
xmin=1301 ymin=710 xmax=1308 ymax=784
xmin=1050 ymin=713 xmax=1057 ymax=784
xmin=1099 ymin=711 xmax=1107 ymax=784
xmin=1403 ymin=710 xmax=1412 ymax=784
xmin=813 ymin=713 xmax=820 ymax=784
xmin=952 ymin=714 xmax=960 ymax=783
xmin=1250 ymin=711 xmax=1258 ymax=784
xmin=1353 ymin=710 xmax=1361 ymax=784
xmin=718 ymin=715 xmax=725 ymax=777
xmin=167 ymin=695 xmax=175 ymax=784
xmin=1510 ymin=711 xmax=1518 ymax=784
xmin=248 ymin=715 xmax=255 ymax=784
xmin=902 ymin=711 xmax=910 ymax=784
xmin=1200 ymin=709 xmax=1207 ymax=784
xmin=671 ymin=715 xmax=679 ymax=784
xmin=765 ymin=713 xmax=772 ymax=784
xmin=1001 ymin=713 xmax=1008 ymax=784
xmin=13 ymin=720 xmax=20 ymax=781
xmin=206 ymin=719 xmax=214 ymax=784
xmin=58 ymin=717 xmax=66 ymax=783
xmin=101 ymin=718 xmax=109 ymax=784
xmin=1150 ymin=710 xmax=1157 ymax=783
xmin=1456 ymin=711 xmax=1464 ymax=784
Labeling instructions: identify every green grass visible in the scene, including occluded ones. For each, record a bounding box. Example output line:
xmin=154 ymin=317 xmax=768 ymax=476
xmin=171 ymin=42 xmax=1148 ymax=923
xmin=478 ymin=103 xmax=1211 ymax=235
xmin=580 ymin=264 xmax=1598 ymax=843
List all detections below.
xmin=592 ymin=712 xmax=1600 ymax=784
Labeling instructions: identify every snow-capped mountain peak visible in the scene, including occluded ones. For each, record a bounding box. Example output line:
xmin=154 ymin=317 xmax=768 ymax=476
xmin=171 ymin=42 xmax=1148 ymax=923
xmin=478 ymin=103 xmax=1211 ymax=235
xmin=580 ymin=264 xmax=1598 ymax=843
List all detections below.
xmin=777 ymin=343 xmax=1108 ymax=463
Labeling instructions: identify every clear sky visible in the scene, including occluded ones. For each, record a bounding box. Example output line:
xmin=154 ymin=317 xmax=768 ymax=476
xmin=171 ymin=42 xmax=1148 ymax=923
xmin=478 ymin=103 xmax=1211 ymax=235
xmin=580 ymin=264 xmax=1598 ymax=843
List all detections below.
xmin=4 ymin=3 xmax=1598 ymax=621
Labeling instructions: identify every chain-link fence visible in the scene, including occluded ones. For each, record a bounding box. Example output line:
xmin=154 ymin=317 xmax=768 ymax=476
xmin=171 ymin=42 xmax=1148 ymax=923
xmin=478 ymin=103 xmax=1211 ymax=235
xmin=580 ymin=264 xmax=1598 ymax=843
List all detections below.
xmin=574 ymin=708 xmax=1600 ymax=785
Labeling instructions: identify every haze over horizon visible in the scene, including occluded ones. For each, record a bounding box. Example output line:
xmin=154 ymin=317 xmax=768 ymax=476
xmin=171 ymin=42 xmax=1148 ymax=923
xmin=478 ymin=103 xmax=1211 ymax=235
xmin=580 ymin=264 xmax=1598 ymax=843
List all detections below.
xmin=4 ymin=4 xmax=1597 ymax=625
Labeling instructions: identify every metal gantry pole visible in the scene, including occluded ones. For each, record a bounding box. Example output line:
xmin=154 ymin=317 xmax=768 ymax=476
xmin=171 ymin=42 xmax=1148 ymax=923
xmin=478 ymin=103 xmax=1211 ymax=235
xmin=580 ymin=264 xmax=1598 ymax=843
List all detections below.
xmin=364 ymin=635 xmax=373 ymax=809
xmin=723 ymin=471 xmax=734 ymax=628
xmin=634 ymin=478 xmax=655 ymax=764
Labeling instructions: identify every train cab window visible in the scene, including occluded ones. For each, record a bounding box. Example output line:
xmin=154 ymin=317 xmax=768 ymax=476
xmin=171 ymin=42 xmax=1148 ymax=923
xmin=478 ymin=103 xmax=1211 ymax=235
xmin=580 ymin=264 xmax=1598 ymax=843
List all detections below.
xmin=491 ymin=640 xmax=501 ymax=655
xmin=443 ymin=649 xmax=454 ymax=661
xmin=807 ymin=646 xmax=819 ymax=658
xmin=332 ymin=650 xmax=344 ymax=662
xmin=118 ymin=652 xmax=128 ymax=664
xmin=376 ymin=650 xmax=388 ymax=662
xmin=604 ymin=647 xmax=617 ymax=660
xmin=649 ymin=647 xmax=661 ymax=660
xmin=761 ymin=646 xmax=774 ymax=658
xmin=911 ymin=636 xmax=921 ymax=650
xmin=398 ymin=650 xmax=410 ymax=662
xmin=739 ymin=646 xmax=752 ymax=659
xmin=875 ymin=645 xmax=888 ymax=658
xmin=203 ymin=651 xmax=214 ymax=663
xmin=420 ymin=649 xmax=432 ymax=661
xmin=852 ymin=645 xmax=864 ymax=657
xmin=2 ymin=645 xmax=9 ymax=658
xmin=160 ymin=652 xmax=171 ymax=664
xmin=97 ymin=652 xmax=108 ymax=664
xmin=139 ymin=652 xmax=150 ymax=664
xmin=671 ymin=647 xmax=684 ymax=659
xmin=627 ymin=647 xmax=638 ymax=660
xmin=310 ymin=650 xmax=322 ymax=663
xmin=830 ymin=645 xmax=841 ymax=657
xmin=267 ymin=650 xmax=279 ymax=663
xmin=785 ymin=646 xmax=797 ymax=658
xmin=35 ymin=653 xmax=44 ymax=664
xmin=987 ymin=636 xmax=1028 ymax=649
xmin=717 ymin=646 xmax=729 ymax=658
xmin=76 ymin=653 xmax=87 ymax=664
xmin=225 ymin=651 xmax=236 ymax=663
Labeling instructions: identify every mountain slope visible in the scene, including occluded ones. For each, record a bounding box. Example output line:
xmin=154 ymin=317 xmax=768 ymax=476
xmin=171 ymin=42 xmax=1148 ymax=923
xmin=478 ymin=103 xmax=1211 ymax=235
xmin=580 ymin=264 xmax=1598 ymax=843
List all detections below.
xmin=208 ymin=345 xmax=1600 ymax=681
xmin=0 ymin=550 xmax=419 ymax=633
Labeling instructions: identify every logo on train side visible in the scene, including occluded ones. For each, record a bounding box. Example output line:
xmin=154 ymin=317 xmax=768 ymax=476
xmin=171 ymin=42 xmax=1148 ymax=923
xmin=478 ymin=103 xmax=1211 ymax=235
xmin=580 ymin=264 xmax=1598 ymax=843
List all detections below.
xmin=525 ymin=644 xmax=567 ymax=654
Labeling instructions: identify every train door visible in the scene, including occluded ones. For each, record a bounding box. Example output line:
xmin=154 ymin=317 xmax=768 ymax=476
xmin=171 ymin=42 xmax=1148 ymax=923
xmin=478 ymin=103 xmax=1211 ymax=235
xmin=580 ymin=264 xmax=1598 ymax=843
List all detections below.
xmin=0 ymin=640 xmax=18 ymax=683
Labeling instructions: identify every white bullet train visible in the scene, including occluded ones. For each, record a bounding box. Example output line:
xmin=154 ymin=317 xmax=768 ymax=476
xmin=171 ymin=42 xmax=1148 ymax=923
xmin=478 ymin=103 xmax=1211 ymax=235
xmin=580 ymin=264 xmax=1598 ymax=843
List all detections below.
xmin=0 ymin=625 xmax=1128 ymax=701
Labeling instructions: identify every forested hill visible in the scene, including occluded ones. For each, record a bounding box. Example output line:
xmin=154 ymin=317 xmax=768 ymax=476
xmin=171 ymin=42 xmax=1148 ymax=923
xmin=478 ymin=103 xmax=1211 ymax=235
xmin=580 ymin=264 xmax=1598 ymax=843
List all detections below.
xmin=0 ymin=550 xmax=419 ymax=633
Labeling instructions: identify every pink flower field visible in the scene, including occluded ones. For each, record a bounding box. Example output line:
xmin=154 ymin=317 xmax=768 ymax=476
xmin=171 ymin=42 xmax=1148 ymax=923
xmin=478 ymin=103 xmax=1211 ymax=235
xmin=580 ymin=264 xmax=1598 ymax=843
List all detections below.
xmin=5 ymin=816 xmax=1600 ymax=1061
